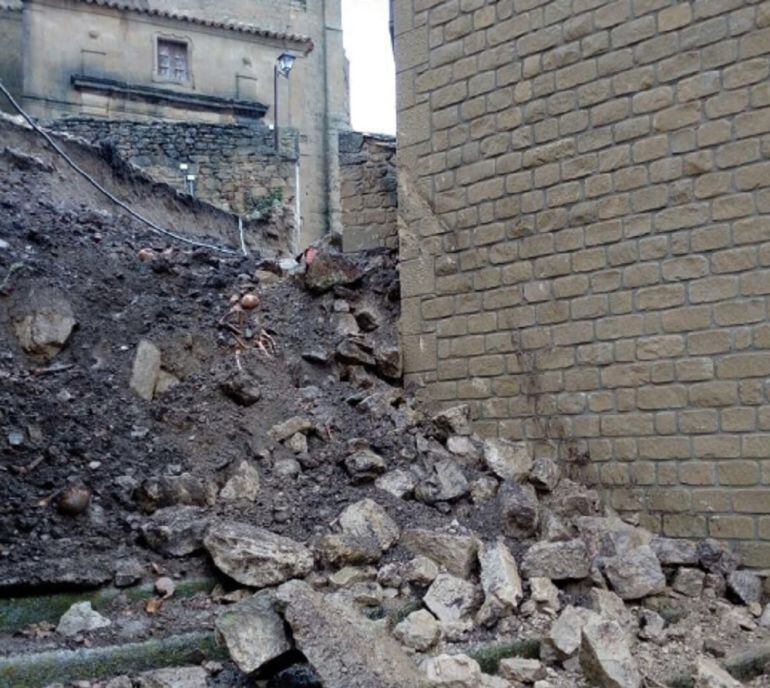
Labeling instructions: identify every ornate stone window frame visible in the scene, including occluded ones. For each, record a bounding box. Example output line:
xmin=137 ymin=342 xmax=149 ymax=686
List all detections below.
xmin=152 ymin=32 xmax=194 ymax=88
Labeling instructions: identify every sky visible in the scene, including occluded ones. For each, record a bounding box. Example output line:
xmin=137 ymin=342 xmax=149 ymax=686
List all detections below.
xmin=341 ymin=0 xmax=396 ymax=135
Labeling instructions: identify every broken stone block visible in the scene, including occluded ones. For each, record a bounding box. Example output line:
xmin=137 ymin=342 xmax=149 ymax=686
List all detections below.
xmin=304 ymin=251 xmax=362 ymax=292
xmin=135 ymin=474 xmax=217 ymax=513
xmin=415 ymin=457 xmax=470 ymax=503
xmin=335 ymin=498 xmax=400 ymax=552
xmin=499 ymin=657 xmax=546 ymax=684
xmin=215 ymin=591 xmax=291 ymax=674
xmin=760 ymin=603 xmax=770 ymax=628
xmin=277 ymin=580 xmax=425 ymax=688
xmin=204 ymin=521 xmax=314 ymax=588
xmin=421 ymin=654 xmax=482 ymax=687
xmin=393 ymin=609 xmax=441 ymax=651
xmin=727 ymin=569 xmax=762 ymax=604
xmin=329 ymin=566 xmax=377 ymax=589
xmin=580 ymin=618 xmax=641 ymax=688
xmin=697 ymin=539 xmax=739 ymax=576
xmin=141 ymin=505 xmax=208 ymax=557
xmin=483 ymin=438 xmax=533 ymax=482
xmin=603 ymin=546 xmax=666 ymax=601
xmin=219 ymin=459 xmax=261 ymax=502
xmin=375 ymin=469 xmax=416 ymax=498
xmin=57 ymin=601 xmax=111 ymax=637
xmin=287 ymin=432 xmax=308 ymax=454
xmin=477 ymin=539 xmax=523 ymax=624
xmin=638 ymin=609 xmax=665 ymax=642
xmin=693 ymin=656 xmax=743 ymax=688
xmin=470 ymin=475 xmax=499 ymax=503
xmin=400 ymin=528 xmax=479 ymax=578
xmin=219 ymin=371 xmax=261 ymax=406
xmin=13 ymin=288 xmax=76 ymax=361
xmin=673 ymin=567 xmax=706 ymax=597
xmin=269 ymin=416 xmax=313 ymax=443
xmin=548 ymin=479 xmax=601 ymax=518
xmin=375 ymin=344 xmax=403 ymax=379
xmin=432 ymin=404 xmax=472 ymax=437
xmin=424 ymin=573 xmax=478 ymax=623
xmin=135 ymin=666 xmax=210 ymax=688
xmin=113 ymin=557 xmax=144 ymax=588
xmin=344 ymin=448 xmax=387 ymax=482
xmin=402 ymin=556 xmax=439 ymax=585
xmin=544 ymin=605 xmax=599 ymax=660
xmin=499 ymin=482 xmax=539 ymax=538
xmin=316 ymin=533 xmax=383 ymax=567
xmin=130 ymin=339 xmax=161 ymax=401
xmin=531 ymin=577 xmax=560 ymax=615
xmin=650 ymin=537 xmax=698 ymax=566
xmin=521 ymin=539 xmax=590 ymax=581
xmin=588 ymin=589 xmax=634 ymax=632
xmin=336 ymin=336 xmax=376 ymax=366
xmin=530 ymin=456 xmax=560 ymax=492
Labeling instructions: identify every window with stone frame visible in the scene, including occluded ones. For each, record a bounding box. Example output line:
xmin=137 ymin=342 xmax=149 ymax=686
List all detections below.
xmin=157 ymin=39 xmax=189 ymax=83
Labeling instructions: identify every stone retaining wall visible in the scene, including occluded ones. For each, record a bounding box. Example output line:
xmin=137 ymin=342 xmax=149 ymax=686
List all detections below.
xmin=339 ymin=131 xmax=398 ymax=252
xmin=394 ymin=0 xmax=770 ymax=566
xmin=47 ymin=118 xmax=299 ymax=224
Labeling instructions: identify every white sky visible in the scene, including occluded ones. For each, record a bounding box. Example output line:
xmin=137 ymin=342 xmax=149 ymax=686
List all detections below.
xmin=341 ymin=0 xmax=396 ymax=135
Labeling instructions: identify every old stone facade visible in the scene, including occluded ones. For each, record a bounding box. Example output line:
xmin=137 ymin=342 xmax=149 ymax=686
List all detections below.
xmin=395 ymin=0 xmax=770 ymax=567
xmin=339 ymin=131 xmax=398 ymax=252
xmin=0 ymin=0 xmax=349 ymax=248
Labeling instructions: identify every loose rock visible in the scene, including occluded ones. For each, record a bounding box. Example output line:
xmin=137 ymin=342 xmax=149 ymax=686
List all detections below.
xmin=477 ymin=539 xmax=523 ymax=624
xmin=375 ymin=469 xmax=416 ymax=498
xmin=424 ymin=573 xmax=478 ymax=623
xmin=693 ymin=656 xmax=743 ymax=688
xmin=414 ymin=458 xmax=469 ymax=504
xmin=204 ymin=521 xmax=314 ymax=587
xmin=141 ymin=506 xmax=208 ymax=557
xmin=304 ymin=252 xmax=362 ymax=292
xmin=400 ymin=528 xmax=479 ymax=578
xmin=521 ymin=539 xmax=590 ymax=581
xmin=499 ymin=658 xmax=546 ymax=684
xmin=421 ymin=654 xmax=482 ymax=687
xmin=13 ymin=288 xmax=76 ymax=361
xmin=277 ymin=579 xmax=425 ymax=688
xmin=432 ymin=405 xmax=472 ymax=437
xmin=482 ymin=439 xmax=533 ymax=482
xmin=603 ymin=546 xmax=666 ymax=601
xmin=499 ymin=482 xmax=539 ymax=538
xmin=215 ymin=592 xmax=291 ymax=674
xmin=726 ymin=569 xmax=762 ymax=604
xmin=219 ymin=459 xmax=261 ymax=502
xmin=130 ymin=340 xmax=162 ymax=401
xmin=57 ymin=601 xmax=111 ymax=637
xmin=344 ymin=448 xmax=387 ymax=482
xmin=393 ymin=609 xmax=441 ymax=651
xmin=580 ymin=618 xmax=641 ymax=688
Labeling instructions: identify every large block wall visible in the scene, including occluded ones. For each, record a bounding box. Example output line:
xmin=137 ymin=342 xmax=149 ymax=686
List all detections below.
xmin=394 ymin=0 xmax=770 ymax=567
xmin=48 ymin=118 xmax=298 ymax=225
xmin=339 ymin=131 xmax=398 ymax=252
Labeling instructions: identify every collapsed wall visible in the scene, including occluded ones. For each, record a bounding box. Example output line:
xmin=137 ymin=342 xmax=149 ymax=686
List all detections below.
xmin=394 ymin=0 xmax=770 ymax=567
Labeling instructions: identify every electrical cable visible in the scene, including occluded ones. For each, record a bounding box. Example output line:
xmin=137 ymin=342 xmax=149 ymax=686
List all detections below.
xmin=0 ymin=79 xmax=240 ymax=255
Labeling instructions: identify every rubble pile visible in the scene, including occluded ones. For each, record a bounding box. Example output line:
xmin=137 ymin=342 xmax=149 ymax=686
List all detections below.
xmin=0 ymin=126 xmax=768 ymax=688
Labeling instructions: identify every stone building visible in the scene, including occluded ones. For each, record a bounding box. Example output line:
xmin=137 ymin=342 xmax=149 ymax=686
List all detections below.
xmin=394 ymin=0 xmax=770 ymax=567
xmin=0 ymin=0 xmax=350 ymax=247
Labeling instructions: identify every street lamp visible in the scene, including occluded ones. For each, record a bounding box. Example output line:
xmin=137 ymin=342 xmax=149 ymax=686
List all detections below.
xmin=273 ymin=52 xmax=295 ymax=153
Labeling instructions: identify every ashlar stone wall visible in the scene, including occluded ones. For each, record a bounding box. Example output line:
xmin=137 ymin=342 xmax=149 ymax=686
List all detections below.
xmin=339 ymin=131 xmax=398 ymax=252
xmin=394 ymin=0 xmax=770 ymax=567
